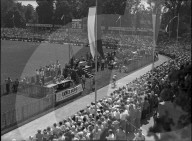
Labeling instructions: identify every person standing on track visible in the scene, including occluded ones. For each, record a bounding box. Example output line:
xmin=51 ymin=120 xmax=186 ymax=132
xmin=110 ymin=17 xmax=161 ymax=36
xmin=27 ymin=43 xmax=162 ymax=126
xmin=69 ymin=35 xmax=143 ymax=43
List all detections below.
xmin=101 ymin=58 xmax=105 ymax=71
xmin=5 ymin=77 xmax=12 ymax=94
xmin=112 ymin=74 xmax=117 ymax=88
xmin=92 ymin=76 xmax=95 ymax=92
xmin=81 ymin=74 xmax=86 ymax=90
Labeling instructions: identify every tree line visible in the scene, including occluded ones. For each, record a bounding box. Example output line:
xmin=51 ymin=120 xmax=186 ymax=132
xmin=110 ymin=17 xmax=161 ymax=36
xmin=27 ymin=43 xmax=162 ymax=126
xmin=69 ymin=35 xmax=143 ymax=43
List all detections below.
xmin=1 ymin=0 xmax=191 ymax=37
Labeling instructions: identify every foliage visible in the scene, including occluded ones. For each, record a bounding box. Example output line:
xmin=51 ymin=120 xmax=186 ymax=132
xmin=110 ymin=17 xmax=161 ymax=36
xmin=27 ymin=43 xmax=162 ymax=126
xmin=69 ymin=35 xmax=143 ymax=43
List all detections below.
xmin=1 ymin=0 xmax=191 ymax=36
xmin=1 ymin=0 xmax=37 ymax=28
xmin=163 ymin=0 xmax=191 ymax=37
xmin=36 ymin=0 xmax=54 ymax=24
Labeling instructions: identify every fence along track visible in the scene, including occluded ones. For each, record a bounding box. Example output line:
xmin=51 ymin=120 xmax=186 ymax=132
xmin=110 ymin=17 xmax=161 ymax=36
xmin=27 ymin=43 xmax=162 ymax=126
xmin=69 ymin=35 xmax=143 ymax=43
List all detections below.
xmin=1 ymin=93 xmax=55 ymax=132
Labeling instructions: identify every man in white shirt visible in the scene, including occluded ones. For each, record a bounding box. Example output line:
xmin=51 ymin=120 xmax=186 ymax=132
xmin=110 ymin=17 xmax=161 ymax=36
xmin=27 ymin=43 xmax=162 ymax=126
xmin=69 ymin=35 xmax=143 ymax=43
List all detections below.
xmin=120 ymin=110 xmax=128 ymax=121
xmin=113 ymin=109 xmax=120 ymax=119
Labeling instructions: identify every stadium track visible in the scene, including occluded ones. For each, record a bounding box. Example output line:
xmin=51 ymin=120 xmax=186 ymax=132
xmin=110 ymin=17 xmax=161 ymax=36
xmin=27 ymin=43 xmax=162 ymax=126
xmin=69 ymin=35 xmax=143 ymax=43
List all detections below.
xmin=1 ymin=54 xmax=169 ymax=141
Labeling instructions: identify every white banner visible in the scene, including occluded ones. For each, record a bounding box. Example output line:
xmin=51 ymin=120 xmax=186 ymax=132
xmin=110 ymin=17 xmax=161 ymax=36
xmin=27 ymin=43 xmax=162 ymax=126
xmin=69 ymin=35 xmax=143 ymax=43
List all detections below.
xmin=88 ymin=7 xmax=96 ymax=59
xmin=56 ymin=84 xmax=83 ymax=102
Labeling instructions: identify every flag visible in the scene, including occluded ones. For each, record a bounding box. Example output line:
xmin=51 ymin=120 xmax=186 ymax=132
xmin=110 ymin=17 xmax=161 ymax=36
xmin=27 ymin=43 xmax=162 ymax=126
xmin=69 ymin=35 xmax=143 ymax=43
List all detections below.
xmin=165 ymin=16 xmax=178 ymax=33
xmin=88 ymin=7 xmax=96 ymax=59
xmin=116 ymin=16 xmax=121 ymax=23
xmin=88 ymin=6 xmax=104 ymax=59
xmin=165 ymin=23 xmax=169 ymax=33
xmin=61 ymin=14 xmax=64 ymax=20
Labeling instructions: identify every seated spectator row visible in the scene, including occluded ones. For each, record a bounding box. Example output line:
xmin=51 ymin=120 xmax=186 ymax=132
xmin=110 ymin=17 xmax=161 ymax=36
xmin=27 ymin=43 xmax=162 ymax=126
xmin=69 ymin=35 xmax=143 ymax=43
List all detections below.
xmin=1 ymin=28 xmax=154 ymax=49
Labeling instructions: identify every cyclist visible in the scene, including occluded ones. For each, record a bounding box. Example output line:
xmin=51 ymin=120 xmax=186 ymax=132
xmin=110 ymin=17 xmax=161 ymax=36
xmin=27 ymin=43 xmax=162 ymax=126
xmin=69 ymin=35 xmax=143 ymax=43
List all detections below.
xmin=112 ymin=74 xmax=117 ymax=88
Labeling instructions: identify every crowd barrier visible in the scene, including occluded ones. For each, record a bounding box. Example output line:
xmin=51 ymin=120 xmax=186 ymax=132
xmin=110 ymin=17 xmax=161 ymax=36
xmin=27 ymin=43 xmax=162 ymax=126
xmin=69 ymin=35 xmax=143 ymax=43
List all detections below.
xmin=1 ymin=94 xmax=55 ymax=131
xmin=1 ymin=36 xmax=86 ymax=47
xmin=1 ymin=82 xmax=52 ymax=98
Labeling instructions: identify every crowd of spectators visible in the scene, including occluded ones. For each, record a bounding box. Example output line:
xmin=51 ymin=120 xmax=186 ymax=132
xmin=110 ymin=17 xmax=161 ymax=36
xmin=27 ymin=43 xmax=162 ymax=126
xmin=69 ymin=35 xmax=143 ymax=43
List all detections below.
xmin=1 ymin=28 xmax=153 ymax=47
xmin=25 ymin=39 xmax=191 ymax=141
xmin=34 ymin=60 xmax=62 ymax=86
xmin=1 ymin=28 xmax=88 ymax=44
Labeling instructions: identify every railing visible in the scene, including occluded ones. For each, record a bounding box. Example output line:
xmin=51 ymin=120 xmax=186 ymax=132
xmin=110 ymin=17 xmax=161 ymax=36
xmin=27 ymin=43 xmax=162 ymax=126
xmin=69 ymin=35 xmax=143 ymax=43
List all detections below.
xmin=1 ymin=94 xmax=55 ymax=131
xmin=1 ymin=82 xmax=53 ymax=98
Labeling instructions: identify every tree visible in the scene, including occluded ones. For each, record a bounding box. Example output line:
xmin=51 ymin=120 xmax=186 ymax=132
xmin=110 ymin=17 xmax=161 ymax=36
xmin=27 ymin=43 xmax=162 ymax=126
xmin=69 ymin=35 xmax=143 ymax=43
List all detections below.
xmin=24 ymin=4 xmax=35 ymax=23
xmin=147 ymin=0 xmax=191 ymax=37
xmin=14 ymin=9 xmax=26 ymax=28
xmin=54 ymin=0 xmax=72 ymax=25
xmin=1 ymin=0 xmax=15 ymax=27
xmin=36 ymin=0 xmax=54 ymax=24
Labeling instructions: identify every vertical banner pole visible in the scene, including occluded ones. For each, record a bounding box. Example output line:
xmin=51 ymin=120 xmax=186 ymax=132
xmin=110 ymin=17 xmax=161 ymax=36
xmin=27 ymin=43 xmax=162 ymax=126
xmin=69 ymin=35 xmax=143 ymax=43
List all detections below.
xmin=94 ymin=0 xmax=98 ymax=130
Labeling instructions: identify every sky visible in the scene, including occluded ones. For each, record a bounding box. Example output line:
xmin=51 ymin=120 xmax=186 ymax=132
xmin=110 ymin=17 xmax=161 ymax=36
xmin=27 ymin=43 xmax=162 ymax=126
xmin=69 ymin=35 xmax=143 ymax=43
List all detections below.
xmin=17 ymin=0 xmax=38 ymax=8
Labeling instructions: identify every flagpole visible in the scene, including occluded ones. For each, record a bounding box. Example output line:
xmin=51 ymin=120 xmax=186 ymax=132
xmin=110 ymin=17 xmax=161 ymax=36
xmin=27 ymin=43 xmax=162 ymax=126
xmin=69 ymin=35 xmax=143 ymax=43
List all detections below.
xmin=67 ymin=29 xmax=70 ymax=65
xmin=176 ymin=13 xmax=179 ymax=43
xmin=13 ymin=14 xmax=15 ymax=28
xmin=94 ymin=0 xmax=98 ymax=130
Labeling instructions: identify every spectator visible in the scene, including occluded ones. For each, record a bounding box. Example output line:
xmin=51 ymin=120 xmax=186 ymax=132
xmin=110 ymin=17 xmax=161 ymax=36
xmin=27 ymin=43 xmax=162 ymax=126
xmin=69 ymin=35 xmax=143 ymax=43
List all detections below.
xmin=35 ymin=130 xmax=43 ymax=141
xmin=116 ymin=126 xmax=126 ymax=140
xmin=101 ymin=58 xmax=105 ymax=71
xmin=81 ymin=74 xmax=86 ymax=90
xmin=106 ymin=129 xmax=116 ymax=140
xmin=133 ymin=129 xmax=145 ymax=141
xmin=93 ymin=125 xmax=102 ymax=140
xmin=5 ymin=77 xmax=12 ymax=94
xmin=42 ymin=129 xmax=49 ymax=141
xmin=12 ymin=78 xmax=19 ymax=93
xmin=92 ymin=77 xmax=95 ymax=92
xmin=52 ymin=123 xmax=60 ymax=137
xmin=141 ymin=97 xmax=150 ymax=120
xmin=66 ymin=73 xmax=71 ymax=80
